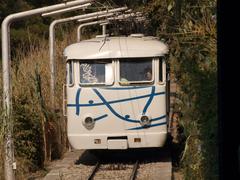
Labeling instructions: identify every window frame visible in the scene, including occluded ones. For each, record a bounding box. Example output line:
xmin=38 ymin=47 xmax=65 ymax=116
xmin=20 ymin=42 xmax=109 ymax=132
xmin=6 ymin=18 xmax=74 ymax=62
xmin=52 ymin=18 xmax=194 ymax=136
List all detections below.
xmin=66 ymin=60 xmax=74 ymax=87
xmin=118 ymin=58 xmax=155 ymax=86
xmin=78 ymin=59 xmax=115 ymax=87
xmin=157 ymin=56 xmax=166 ymax=85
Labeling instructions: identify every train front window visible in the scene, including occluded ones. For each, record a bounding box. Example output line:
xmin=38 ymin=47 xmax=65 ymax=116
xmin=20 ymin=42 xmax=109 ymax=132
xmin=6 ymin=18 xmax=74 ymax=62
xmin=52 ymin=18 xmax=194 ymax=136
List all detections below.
xmin=80 ymin=60 xmax=113 ymax=85
xmin=119 ymin=58 xmax=153 ymax=84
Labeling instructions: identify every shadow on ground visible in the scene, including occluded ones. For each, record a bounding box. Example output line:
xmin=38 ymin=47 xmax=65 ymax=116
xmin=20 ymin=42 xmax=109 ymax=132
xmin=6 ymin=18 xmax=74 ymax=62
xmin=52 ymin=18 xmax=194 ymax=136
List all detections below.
xmin=75 ymin=147 xmax=171 ymax=166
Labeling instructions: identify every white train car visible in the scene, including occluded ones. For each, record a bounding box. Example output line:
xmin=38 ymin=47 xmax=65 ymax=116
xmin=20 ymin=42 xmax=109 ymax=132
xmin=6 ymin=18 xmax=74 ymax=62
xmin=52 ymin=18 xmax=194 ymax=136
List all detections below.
xmin=63 ymin=34 xmax=169 ymax=150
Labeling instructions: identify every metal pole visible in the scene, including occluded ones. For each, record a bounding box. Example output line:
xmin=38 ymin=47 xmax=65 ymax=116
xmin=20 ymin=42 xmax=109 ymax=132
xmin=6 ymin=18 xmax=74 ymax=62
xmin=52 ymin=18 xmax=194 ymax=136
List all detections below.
xmin=107 ymin=13 xmax=136 ymax=20
xmin=49 ymin=7 xmax=127 ymax=104
xmin=2 ymin=20 xmax=13 ymax=180
xmin=1 ymin=1 xmax=93 ymax=180
xmin=48 ymin=4 xmax=97 ymax=109
xmin=76 ymin=13 xmax=115 ymax=42
xmin=49 ymin=21 xmax=57 ymax=108
xmin=42 ymin=3 xmax=92 ymax=17
xmin=78 ymin=20 xmax=108 ymax=41
xmin=102 ymin=23 xmax=107 ymax=35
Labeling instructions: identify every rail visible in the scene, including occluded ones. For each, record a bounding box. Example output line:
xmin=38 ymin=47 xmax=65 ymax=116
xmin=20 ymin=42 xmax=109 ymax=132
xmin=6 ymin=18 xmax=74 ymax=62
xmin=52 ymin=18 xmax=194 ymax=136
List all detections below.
xmin=88 ymin=161 xmax=101 ymax=180
xmin=129 ymin=160 xmax=139 ymax=180
xmin=87 ymin=160 xmax=139 ymax=180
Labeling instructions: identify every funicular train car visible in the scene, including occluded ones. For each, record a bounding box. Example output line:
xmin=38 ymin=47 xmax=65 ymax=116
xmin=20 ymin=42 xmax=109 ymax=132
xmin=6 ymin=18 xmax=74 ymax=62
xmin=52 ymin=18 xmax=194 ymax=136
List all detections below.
xmin=63 ymin=33 xmax=169 ymax=150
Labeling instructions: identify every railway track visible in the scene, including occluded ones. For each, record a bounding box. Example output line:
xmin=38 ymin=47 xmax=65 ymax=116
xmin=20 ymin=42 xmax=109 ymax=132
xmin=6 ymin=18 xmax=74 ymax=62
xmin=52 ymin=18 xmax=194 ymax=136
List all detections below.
xmin=43 ymin=149 xmax=172 ymax=180
xmin=129 ymin=160 xmax=139 ymax=180
xmin=88 ymin=160 xmax=139 ymax=180
xmin=88 ymin=161 xmax=100 ymax=180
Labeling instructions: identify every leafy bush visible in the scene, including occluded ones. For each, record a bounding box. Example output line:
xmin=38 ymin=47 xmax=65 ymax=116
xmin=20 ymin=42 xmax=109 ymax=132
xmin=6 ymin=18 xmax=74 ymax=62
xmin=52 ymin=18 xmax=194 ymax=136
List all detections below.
xmin=143 ymin=0 xmax=217 ymax=179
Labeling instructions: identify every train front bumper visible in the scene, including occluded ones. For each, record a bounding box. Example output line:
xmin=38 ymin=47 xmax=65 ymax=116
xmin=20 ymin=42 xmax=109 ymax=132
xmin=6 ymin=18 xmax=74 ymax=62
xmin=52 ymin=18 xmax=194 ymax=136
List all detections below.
xmin=68 ymin=132 xmax=167 ymax=150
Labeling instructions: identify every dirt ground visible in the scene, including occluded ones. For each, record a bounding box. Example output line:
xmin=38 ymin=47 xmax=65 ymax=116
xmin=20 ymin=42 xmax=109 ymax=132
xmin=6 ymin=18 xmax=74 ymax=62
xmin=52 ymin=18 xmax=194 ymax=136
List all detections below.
xmin=173 ymin=170 xmax=183 ymax=180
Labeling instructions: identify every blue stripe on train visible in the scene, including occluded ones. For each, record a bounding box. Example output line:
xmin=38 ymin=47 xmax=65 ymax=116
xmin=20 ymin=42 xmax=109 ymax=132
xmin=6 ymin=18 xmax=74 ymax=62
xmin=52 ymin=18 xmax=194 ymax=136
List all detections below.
xmin=68 ymin=87 xmax=167 ymax=129
xmin=142 ymin=86 xmax=155 ymax=114
xmin=101 ymin=86 xmax=153 ymax=90
xmin=94 ymin=114 xmax=108 ymax=121
xmin=127 ymin=122 xmax=167 ymax=130
xmin=93 ymin=89 xmax=139 ymax=123
xmin=67 ymin=90 xmax=165 ymax=107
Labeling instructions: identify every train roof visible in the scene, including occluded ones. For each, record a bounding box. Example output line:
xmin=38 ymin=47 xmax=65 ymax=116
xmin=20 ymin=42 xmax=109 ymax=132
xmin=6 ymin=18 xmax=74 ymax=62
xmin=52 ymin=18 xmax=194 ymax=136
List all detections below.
xmin=64 ymin=34 xmax=169 ymax=60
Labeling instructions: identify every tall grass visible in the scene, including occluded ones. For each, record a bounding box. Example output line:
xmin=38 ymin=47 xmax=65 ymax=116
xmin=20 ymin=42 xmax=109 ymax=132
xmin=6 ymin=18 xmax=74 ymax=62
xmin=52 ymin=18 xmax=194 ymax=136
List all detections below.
xmin=0 ymin=27 xmax=78 ymax=179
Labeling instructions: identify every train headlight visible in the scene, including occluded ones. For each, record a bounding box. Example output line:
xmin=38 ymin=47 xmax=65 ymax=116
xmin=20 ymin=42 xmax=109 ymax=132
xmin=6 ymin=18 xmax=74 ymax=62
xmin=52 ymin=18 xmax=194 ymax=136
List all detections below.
xmin=139 ymin=115 xmax=151 ymax=127
xmin=82 ymin=116 xmax=95 ymax=130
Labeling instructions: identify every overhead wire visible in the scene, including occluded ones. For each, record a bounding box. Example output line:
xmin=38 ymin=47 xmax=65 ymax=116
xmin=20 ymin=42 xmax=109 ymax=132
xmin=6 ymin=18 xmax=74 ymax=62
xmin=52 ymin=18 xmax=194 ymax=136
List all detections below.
xmin=80 ymin=0 xmax=147 ymax=37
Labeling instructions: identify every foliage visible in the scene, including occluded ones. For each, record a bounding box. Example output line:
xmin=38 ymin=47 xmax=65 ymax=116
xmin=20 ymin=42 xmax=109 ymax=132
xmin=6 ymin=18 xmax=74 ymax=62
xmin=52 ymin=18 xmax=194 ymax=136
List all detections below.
xmin=141 ymin=0 xmax=217 ymax=179
xmin=12 ymin=95 xmax=44 ymax=170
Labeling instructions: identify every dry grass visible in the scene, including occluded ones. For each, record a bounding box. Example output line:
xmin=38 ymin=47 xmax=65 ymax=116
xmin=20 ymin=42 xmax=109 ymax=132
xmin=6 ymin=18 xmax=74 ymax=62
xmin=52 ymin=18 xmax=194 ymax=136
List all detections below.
xmin=0 ymin=27 xmax=78 ymax=179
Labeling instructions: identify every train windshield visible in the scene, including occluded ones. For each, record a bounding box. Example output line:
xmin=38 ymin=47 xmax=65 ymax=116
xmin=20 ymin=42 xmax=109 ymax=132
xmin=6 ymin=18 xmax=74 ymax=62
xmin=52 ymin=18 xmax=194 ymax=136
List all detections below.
xmin=80 ymin=60 xmax=113 ymax=85
xmin=120 ymin=58 xmax=153 ymax=84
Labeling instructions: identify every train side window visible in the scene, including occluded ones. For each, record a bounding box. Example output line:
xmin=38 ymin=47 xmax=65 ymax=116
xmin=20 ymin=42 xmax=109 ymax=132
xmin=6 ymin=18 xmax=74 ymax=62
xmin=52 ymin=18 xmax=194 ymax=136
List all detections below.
xmin=67 ymin=61 xmax=74 ymax=85
xmin=159 ymin=58 xmax=163 ymax=82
